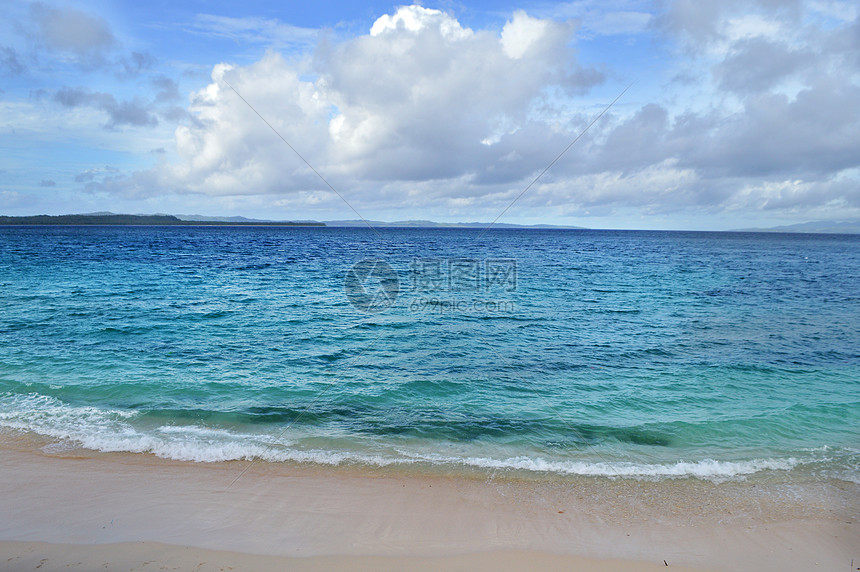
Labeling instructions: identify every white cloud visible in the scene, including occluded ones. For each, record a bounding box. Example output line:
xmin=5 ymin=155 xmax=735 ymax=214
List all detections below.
xmin=148 ymin=6 xmax=599 ymax=201
xmin=165 ymin=55 xmax=330 ymax=195
xmin=501 ymin=11 xmax=552 ymax=59
xmin=78 ymin=2 xmax=859 ymax=225
xmin=370 ymin=5 xmax=471 ymax=40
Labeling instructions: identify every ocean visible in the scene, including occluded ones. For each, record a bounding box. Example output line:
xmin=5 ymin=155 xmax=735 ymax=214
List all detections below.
xmin=1 ymin=226 xmax=858 ymax=483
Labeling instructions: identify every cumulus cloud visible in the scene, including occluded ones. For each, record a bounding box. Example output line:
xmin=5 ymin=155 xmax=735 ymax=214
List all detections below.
xmin=636 ymin=0 xmax=860 ymax=211
xmin=97 ymin=2 xmax=858 ymax=222
xmin=150 ymin=6 xmax=601 ymax=199
xmin=686 ymin=80 xmax=860 ymax=178
xmin=713 ymin=37 xmax=813 ymax=93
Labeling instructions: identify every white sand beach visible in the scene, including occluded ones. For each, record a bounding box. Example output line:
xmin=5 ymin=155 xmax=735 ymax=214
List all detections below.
xmin=0 ymin=434 xmax=856 ymax=571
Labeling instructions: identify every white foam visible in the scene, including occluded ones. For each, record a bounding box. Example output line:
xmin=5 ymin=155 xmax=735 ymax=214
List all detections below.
xmin=406 ymin=453 xmax=799 ymax=480
xmin=156 ymin=424 xmax=289 ymax=444
xmin=0 ymin=392 xmax=824 ymax=481
xmin=0 ymin=393 xmax=277 ymax=463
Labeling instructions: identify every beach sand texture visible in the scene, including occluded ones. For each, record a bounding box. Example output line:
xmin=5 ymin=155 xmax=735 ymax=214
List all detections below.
xmin=1 ymin=437 xmax=856 ymax=571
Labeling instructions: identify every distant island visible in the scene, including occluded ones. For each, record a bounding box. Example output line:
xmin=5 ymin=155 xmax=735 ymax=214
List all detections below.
xmin=0 ymin=214 xmax=324 ymax=226
xmin=2 ymin=213 xmax=858 ymax=233
xmin=734 ymin=220 xmax=860 ymax=234
xmin=0 ymin=213 xmax=583 ymax=229
xmin=322 ymin=219 xmax=585 ymax=229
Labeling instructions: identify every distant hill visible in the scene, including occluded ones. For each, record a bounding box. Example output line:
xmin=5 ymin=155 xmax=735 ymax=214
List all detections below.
xmin=0 ymin=213 xmax=585 ymax=229
xmin=323 ymin=219 xmax=585 ymax=229
xmin=175 ymin=214 xmax=320 ymax=224
xmin=736 ymin=220 xmax=860 ymax=234
xmin=0 ymin=214 xmax=323 ymax=226
xmin=8 ymin=214 xmax=857 ymax=233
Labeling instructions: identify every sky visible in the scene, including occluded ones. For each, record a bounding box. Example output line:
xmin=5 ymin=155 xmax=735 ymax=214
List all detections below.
xmin=1 ymin=0 xmax=859 ymax=230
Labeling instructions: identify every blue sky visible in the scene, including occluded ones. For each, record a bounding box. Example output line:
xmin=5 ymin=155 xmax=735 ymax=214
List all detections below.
xmin=1 ymin=0 xmax=858 ymax=229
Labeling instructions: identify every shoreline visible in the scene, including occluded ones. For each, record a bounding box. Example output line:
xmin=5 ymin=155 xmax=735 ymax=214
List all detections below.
xmin=1 ymin=433 xmax=857 ymax=571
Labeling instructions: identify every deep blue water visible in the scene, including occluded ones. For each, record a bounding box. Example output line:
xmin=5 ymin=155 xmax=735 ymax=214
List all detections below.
xmin=0 ymin=226 xmax=858 ymax=481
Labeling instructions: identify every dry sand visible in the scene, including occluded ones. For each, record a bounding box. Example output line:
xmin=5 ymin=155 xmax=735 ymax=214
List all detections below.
xmin=0 ymin=434 xmax=857 ymax=571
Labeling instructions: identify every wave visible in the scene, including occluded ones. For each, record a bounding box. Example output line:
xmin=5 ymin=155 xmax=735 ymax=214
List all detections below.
xmin=0 ymin=392 xmax=847 ymax=481
xmin=406 ymin=453 xmax=799 ymax=480
xmin=0 ymin=393 xmax=287 ymax=463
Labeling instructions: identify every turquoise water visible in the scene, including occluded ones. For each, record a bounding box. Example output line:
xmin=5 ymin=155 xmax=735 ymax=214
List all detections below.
xmin=0 ymin=226 xmax=858 ymax=481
